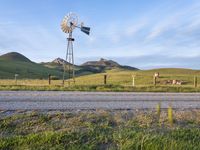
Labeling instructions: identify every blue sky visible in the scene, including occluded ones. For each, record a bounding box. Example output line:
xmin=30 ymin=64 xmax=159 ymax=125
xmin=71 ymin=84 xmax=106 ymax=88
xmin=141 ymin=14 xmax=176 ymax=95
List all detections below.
xmin=0 ymin=0 xmax=200 ymax=69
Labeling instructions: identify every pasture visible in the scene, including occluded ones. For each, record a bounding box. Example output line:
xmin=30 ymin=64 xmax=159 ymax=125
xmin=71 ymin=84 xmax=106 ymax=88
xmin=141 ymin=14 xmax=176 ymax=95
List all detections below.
xmin=1 ymin=68 xmax=200 ymax=92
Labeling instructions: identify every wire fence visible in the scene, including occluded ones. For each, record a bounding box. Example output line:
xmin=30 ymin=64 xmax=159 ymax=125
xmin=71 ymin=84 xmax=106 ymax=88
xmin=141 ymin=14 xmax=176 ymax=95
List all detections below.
xmin=0 ymin=74 xmax=199 ymax=87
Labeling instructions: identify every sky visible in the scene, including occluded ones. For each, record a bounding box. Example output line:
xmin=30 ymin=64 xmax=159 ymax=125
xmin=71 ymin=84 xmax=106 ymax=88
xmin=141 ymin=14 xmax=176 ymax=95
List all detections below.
xmin=0 ymin=0 xmax=200 ymax=69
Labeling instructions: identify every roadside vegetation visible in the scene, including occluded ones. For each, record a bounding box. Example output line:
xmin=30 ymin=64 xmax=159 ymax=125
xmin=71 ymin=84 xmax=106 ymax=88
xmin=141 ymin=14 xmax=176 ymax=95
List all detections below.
xmin=2 ymin=84 xmax=200 ymax=92
xmin=0 ymin=109 xmax=200 ymax=150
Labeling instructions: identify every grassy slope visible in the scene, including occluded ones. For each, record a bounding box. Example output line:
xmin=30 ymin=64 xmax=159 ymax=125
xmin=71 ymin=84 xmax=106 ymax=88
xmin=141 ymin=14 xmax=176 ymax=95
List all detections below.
xmin=0 ymin=59 xmax=105 ymax=79
xmin=0 ymin=59 xmax=63 ymax=79
xmin=42 ymin=62 xmax=104 ymax=76
xmin=74 ymin=68 xmax=200 ymax=86
xmin=140 ymin=68 xmax=200 ymax=75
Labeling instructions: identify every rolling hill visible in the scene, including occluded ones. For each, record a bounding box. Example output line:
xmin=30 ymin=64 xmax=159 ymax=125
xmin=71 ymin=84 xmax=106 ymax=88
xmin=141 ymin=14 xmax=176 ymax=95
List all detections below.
xmin=0 ymin=52 xmax=139 ymax=79
xmin=0 ymin=52 xmax=63 ymax=79
xmin=74 ymin=67 xmax=200 ymax=86
xmin=0 ymin=52 xmax=31 ymax=62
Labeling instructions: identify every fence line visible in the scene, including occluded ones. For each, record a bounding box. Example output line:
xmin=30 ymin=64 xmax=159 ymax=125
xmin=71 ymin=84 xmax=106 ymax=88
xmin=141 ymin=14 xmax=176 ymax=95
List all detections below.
xmin=0 ymin=74 xmax=199 ymax=87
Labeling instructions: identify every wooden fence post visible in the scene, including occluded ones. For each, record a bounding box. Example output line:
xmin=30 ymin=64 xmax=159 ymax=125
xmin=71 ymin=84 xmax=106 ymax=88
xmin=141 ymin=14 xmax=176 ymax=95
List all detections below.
xmin=48 ymin=74 xmax=51 ymax=85
xmin=104 ymin=74 xmax=107 ymax=85
xmin=62 ymin=80 xmax=64 ymax=86
xmin=194 ymin=76 xmax=197 ymax=88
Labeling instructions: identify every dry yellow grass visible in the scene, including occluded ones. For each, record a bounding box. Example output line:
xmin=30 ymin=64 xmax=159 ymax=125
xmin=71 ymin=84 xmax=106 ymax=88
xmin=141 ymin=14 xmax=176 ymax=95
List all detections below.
xmin=1 ymin=68 xmax=200 ymax=88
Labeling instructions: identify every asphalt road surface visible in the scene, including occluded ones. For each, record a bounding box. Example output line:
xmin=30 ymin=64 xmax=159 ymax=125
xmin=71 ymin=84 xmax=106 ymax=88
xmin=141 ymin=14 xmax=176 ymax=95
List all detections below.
xmin=0 ymin=91 xmax=200 ymax=110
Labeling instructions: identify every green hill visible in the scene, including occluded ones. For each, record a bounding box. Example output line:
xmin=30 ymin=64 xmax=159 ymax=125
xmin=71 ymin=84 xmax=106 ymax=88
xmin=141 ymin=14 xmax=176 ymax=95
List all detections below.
xmin=0 ymin=52 xmax=63 ymax=79
xmin=0 ymin=52 xmax=31 ymax=62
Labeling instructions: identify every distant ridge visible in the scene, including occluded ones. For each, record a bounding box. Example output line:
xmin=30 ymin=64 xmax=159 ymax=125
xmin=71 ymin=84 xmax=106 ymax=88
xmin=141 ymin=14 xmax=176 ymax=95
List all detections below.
xmin=82 ymin=58 xmax=120 ymax=67
xmin=0 ymin=52 xmax=31 ymax=62
xmin=81 ymin=58 xmax=139 ymax=70
xmin=41 ymin=57 xmax=139 ymax=76
xmin=52 ymin=58 xmax=68 ymax=65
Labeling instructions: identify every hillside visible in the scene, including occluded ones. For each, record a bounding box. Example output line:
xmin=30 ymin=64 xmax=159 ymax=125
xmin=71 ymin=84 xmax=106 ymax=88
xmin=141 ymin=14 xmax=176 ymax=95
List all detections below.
xmin=41 ymin=58 xmax=99 ymax=76
xmin=41 ymin=58 xmax=79 ymax=71
xmin=0 ymin=52 xmax=31 ymax=62
xmin=42 ymin=57 xmax=139 ymax=76
xmin=0 ymin=52 xmax=63 ymax=79
xmin=140 ymin=68 xmax=200 ymax=75
xmin=81 ymin=58 xmax=139 ymax=71
xmin=82 ymin=58 xmax=120 ymax=67
xmin=74 ymin=67 xmax=200 ymax=86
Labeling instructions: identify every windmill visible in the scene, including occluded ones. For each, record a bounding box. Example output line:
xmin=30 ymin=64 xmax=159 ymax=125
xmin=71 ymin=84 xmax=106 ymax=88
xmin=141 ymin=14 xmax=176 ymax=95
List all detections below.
xmin=61 ymin=12 xmax=90 ymax=85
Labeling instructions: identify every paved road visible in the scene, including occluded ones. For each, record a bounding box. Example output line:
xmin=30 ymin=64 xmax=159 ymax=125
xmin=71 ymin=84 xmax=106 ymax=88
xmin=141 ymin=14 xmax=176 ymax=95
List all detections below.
xmin=0 ymin=91 xmax=200 ymax=110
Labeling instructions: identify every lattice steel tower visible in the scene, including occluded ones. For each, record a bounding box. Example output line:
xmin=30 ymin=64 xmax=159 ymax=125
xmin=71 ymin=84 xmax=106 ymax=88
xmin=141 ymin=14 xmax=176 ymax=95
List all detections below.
xmin=61 ymin=12 xmax=90 ymax=85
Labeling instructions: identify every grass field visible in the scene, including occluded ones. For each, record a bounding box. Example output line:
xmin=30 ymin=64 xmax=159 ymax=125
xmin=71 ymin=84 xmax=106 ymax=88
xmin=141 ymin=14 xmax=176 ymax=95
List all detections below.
xmin=75 ymin=68 xmax=200 ymax=86
xmin=0 ymin=109 xmax=200 ymax=150
xmin=1 ymin=68 xmax=200 ymax=92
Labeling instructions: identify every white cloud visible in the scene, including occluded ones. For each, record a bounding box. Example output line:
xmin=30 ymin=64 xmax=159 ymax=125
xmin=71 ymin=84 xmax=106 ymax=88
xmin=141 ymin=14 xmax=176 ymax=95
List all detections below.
xmin=146 ymin=16 xmax=178 ymax=40
xmin=146 ymin=1 xmax=200 ymax=41
xmin=88 ymin=18 xmax=148 ymax=46
xmin=125 ymin=19 xmax=147 ymax=37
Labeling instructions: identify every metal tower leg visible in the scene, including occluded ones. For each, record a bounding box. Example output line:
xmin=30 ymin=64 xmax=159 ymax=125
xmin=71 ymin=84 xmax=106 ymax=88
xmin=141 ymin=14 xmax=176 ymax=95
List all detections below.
xmin=62 ymin=32 xmax=75 ymax=86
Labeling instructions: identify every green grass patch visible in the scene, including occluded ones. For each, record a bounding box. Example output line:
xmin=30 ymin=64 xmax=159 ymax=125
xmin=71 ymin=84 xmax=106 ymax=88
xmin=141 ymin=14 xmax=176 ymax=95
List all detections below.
xmin=0 ymin=110 xmax=200 ymax=150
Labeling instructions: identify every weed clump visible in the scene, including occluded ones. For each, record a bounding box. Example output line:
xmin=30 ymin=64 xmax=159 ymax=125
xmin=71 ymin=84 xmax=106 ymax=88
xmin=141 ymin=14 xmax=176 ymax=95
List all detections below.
xmin=168 ymin=105 xmax=174 ymax=127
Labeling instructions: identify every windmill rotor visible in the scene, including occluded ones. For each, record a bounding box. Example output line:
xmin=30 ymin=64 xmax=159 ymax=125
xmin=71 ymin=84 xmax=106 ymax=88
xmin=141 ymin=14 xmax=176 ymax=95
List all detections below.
xmin=61 ymin=12 xmax=90 ymax=35
xmin=61 ymin=12 xmax=78 ymax=33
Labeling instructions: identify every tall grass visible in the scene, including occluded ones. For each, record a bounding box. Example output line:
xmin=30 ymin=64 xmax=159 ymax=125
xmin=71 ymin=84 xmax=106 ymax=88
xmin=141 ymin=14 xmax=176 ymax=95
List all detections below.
xmin=156 ymin=103 xmax=161 ymax=126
